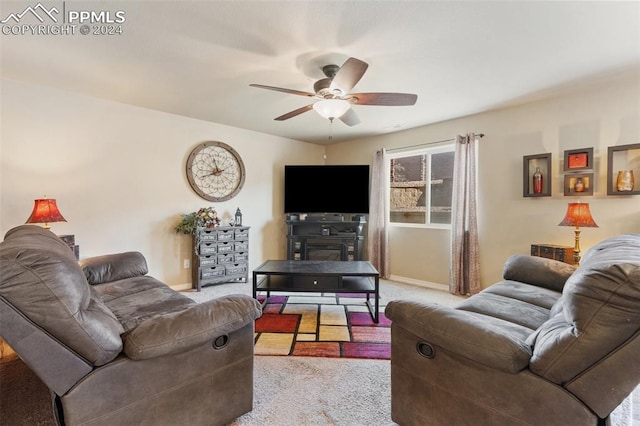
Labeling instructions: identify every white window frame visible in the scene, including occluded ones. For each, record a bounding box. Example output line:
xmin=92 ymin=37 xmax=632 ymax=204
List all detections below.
xmin=386 ymin=143 xmax=455 ymax=229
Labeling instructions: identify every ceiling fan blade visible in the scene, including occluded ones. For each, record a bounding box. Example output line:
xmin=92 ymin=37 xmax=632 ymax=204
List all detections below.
xmin=339 ymin=108 xmax=361 ymax=127
xmin=274 ymin=104 xmax=314 ymax=121
xmin=350 ymin=92 xmax=418 ymax=106
xmin=329 ymin=57 xmax=369 ymax=95
xmin=250 ymin=84 xmax=316 ymax=98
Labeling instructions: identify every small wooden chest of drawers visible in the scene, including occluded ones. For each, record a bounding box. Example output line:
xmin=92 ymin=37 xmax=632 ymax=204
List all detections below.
xmin=530 ymin=244 xmax=576 ymax=265
xmin=192 ymin=226 xmax=250 ymax=291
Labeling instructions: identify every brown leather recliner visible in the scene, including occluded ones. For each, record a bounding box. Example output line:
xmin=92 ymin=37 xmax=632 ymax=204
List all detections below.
xmin=386 ymin=234 xmax=640 ymax=425
xmin=0 ymin=225 xmax=262 ymax=425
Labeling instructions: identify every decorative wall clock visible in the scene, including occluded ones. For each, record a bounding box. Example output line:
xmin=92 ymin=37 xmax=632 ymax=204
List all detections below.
xmin=186 ymin=141 xmax=246 ymax=202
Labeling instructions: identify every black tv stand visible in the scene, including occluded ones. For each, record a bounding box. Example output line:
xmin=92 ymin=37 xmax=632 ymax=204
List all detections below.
xmin=286 ymin=214 xmax=366 ymax=261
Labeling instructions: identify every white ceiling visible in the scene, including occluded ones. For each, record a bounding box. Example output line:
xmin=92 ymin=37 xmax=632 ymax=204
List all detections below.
xmin=1 ymin=1 xmax=639 ymax=145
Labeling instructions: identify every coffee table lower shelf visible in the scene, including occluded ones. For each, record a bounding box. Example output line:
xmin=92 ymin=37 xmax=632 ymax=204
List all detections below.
xmin=252 ymin=261 xmax=380 ymax=323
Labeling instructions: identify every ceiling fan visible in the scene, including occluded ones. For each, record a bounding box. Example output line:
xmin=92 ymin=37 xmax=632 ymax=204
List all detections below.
xmin=249 ymin=57 xmax=418 ymax=126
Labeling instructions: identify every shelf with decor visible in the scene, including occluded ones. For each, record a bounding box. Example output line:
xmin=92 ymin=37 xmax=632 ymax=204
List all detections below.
xmin=564 ymin=173 xmax=594 ymax=196
xmin=563 ymin=147 xmax=593 ymax=172
xmin=562 ymin=147 xmax=594 ymax=197
xmin=607 ymin=143 xmax=640 ymax=196
xmin=523 ymin=153 xmax=551 ymax=197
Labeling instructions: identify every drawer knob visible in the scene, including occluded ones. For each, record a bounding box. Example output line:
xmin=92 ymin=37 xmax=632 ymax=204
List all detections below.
xmin=313 ymin=280 xmax=318 ymax=285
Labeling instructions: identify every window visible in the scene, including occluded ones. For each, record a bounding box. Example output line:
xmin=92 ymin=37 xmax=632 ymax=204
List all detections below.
xmin=388 ymin=144 xmax=455 ymax=226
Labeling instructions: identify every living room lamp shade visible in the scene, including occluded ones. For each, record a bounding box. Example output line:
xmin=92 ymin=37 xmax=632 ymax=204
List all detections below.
xmin=313 ymin=99 xmax=350 ymax=120
xmin=558 ymin=202 xmax=598 ymax=265
xmin=25 ymin=197 xmax=67 ymax=229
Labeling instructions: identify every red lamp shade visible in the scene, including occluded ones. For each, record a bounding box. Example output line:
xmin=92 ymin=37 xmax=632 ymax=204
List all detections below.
xmin=558 ymin=203 xmax=598 ymax=228
xmin=25 ymin=198 xmax=67 ymax=229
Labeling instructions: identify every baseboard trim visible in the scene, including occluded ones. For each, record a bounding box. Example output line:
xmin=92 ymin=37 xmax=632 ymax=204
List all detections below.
xmin=170 ymin=283 xmax=193 ymax=291
xmin=388 ymin=275 xmax=449 ymax=292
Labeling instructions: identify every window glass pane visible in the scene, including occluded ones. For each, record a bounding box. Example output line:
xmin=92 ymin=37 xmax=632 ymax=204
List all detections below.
xmin=430 ymin=151 xmax=454 ymax=224
xmin=390 ymin=155 xmax=426 ymax=224
xmin=388 ymin=146 xmax=454 ymax=226
xmin=391 ymin=155 xmax=424 ymax=182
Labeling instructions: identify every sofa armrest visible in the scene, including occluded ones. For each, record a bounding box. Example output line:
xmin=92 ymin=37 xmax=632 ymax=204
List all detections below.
xmin=502 ymin=255 xmax=576 ymax=292
xmin=79 ymin=252 xmax=148 ymax=285
xmin=385 ymin=300 xmax=532 ymax=373
xmin=123 ymin=294 xmax=262 ymax=360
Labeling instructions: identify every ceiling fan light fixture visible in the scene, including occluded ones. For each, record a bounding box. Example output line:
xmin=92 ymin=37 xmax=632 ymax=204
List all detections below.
xmin=313 ymin=99 xmax=350 ymax=120
xmin=250 ymin=57 xmax=417 ymax=126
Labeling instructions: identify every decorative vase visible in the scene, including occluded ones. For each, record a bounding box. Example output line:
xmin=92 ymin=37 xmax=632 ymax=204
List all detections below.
xmin=574 ymin=177 xmax=585 ymax=193
xmin=533 ymin=167 xmax=543 ymax=194
xmin=616 ymin=170 xmax=635 ymax=192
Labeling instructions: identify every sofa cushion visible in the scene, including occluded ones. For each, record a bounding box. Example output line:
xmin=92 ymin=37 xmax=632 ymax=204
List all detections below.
xmin=483 ymin=280 xmax=561 ymax=310
xmin=457 ymin=290 xmax=552 ymax=331
xmin=93 ymin=275 xmax=196 ymax=332
xmin=79 ymin=252 xmax=148 ymax=285
xmin=385 ymin=300 xmax=533 ymax=373
xmin=529 ymin=234 xmax=640 ymax=384
xmin=456 ymin=278 xmax=562 ymax=332
xmin=0 ymin=225 xmax=124 ymax=366
xmin=502 ymin=254 xmax=576 ymax=293
xmin=123 ymin=294 xmax=262 ymax=360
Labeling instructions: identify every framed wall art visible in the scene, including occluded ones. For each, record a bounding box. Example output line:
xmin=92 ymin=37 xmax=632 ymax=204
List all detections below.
xmin=563 ymin=148 xmax=593 ymax=171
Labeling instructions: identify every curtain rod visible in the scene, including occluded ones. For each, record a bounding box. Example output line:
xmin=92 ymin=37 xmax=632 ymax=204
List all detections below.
xmin=386 ymin=133 xmax=484 ymax=153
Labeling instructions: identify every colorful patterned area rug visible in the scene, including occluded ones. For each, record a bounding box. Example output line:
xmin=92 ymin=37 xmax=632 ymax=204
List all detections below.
xmin=254 ymin=292 xmax=391 ymax=360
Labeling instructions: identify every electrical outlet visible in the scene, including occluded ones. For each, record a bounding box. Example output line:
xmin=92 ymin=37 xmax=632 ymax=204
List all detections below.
xmin=183 ymin=259 xmax=190 ymax=269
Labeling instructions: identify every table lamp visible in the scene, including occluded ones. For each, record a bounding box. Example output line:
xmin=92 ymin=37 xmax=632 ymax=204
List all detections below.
xmin=25 ymin=197 xmax=67 ymax=229
xmin=558 ymin=202 xmax=598 ymax=265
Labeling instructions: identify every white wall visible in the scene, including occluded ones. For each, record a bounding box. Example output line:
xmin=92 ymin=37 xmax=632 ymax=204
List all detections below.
xmin=0 ymin=78 xmax=324 ymax=287
xmin=3 ymin=72 xmax=639 ymax=290
xmin=326 ymin=70 xmax=640 ymax=288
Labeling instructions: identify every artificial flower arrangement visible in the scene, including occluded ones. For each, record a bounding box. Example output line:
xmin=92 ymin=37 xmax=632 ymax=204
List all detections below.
xmin=174 ymin=207 xmax=220 ymax=234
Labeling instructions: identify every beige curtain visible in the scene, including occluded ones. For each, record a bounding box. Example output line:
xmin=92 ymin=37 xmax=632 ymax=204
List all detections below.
xmin=367 ymin=149 xmax=390 ymax=278
xmin=450 ymin=133 xmax=481 ymax=295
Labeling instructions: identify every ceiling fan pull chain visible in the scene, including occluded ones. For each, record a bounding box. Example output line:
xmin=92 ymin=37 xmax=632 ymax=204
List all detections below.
xmin=328 ymin=117 xmax=334 ymax=142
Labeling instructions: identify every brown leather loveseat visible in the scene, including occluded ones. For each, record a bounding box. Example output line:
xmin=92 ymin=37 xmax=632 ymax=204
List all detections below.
xmin=386 ymin=233 xmax=640 ymax=425
xmin=0 ymin=225 xmax=262 ymax=425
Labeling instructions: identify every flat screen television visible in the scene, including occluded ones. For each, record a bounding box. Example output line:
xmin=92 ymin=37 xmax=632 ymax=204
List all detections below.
xmin=284 ymin=165 xmax=370 ymax=214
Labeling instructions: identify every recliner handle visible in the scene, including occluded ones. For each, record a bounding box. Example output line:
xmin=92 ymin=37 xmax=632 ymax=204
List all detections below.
xmin=416 ymin=342 xmax=436 ymax=359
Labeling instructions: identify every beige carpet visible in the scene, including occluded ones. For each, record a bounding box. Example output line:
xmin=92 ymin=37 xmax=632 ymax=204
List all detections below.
xmin=189 ymin=279 xmax=464 ymax=426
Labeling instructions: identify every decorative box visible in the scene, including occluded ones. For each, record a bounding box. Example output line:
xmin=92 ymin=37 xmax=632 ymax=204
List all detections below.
xmin=531 ymin=244 xmax=575 ymax=265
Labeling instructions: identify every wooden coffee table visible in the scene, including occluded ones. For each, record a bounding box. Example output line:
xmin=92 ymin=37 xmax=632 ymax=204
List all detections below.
xmin=253 ymin=260 xmax=380 ymax=322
